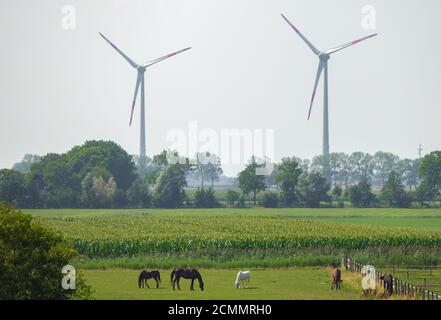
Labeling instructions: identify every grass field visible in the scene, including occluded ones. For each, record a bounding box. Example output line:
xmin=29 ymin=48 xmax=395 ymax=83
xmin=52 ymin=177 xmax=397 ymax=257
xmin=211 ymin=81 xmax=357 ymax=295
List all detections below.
xmin=82 ymin=268 xmax=370 ymax=300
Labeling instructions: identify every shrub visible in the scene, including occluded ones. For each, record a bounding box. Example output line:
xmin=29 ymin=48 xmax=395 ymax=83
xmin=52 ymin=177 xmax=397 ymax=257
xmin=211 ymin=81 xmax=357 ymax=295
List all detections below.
xmin=261 ymin=191 xmax=279 ymax=208
xmin=194 ymin=188 xmax=218 ymax=208
xmin=349 ymin=179 xmax=376 ymax=208
xmin=225 ymin=189 xmax=240 ymax=207
xmin=381 ymin=171 xmax=412 ymax=208
xmin=0 ymin=202 xmax=94 ymax=299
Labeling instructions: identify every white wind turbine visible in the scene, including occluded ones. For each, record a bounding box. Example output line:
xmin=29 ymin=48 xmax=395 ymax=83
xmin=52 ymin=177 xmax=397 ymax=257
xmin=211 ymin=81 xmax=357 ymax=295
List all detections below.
xmin=281 ymin=14 xmax=377 ymax=182
xmin=99 ymin=32 xmax=191 ymax=169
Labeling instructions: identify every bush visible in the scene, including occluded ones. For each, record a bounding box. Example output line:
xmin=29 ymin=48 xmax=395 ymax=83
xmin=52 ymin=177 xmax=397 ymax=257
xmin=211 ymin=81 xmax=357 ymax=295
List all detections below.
xmin=0 ymin=202 xmax=94 ymax=299
xmin=381 ymin=171 xmax=412 ymax=208
xmin=225 ymin=189 xmax=240 ymax=207
xmin=127 ymin=179 xmax=151 ymax=208
xmin=194 ymin=188 xmax=218 ymax=208
xmin=260 ymin=192 xmax=279 ymax=208
xmin=297 ymin=172 xmax=330 ymax=208
xmin=153 ymin=164 xmax=188 ymax=208
xmin=349 ymin=179 xmax=376 ymax=208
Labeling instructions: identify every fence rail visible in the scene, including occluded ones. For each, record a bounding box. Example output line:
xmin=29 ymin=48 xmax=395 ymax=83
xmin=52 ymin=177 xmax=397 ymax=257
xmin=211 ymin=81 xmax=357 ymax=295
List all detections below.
xmin=342 ymin=256 xmax=441 ymax=300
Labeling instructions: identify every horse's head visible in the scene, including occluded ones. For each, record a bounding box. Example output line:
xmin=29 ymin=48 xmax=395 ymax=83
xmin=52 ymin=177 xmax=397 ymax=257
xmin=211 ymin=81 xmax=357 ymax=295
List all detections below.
xmin=235 ymin=281 xmax=240 ymax=288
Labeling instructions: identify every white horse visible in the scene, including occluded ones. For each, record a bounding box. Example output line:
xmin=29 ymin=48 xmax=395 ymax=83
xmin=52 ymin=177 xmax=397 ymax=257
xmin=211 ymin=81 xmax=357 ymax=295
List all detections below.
xmin=235 ymin=271 xmax=250 ymax=288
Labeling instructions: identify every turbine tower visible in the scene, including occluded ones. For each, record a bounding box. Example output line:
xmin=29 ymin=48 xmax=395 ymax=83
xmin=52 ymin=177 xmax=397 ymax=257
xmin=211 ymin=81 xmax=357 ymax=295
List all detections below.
xmin=99 ymin=33 xmax=191 ymax=170
xmin=281 ymin=14 xmax=377 ymax=182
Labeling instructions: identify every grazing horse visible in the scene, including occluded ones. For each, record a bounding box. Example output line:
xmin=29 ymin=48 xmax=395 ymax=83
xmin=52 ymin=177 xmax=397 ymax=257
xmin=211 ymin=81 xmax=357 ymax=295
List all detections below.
xmin=380 ymin=273 xmax=394 ymax=296
xmin=331 ymin=267 xmax=342 ymax=290
xmin=138 ymin=270 xmax=161 ymax=288
xmin=235 ymin=271 xmax=251 ymax=288
xmin=171 ymin=268 xmax=204 ymax=291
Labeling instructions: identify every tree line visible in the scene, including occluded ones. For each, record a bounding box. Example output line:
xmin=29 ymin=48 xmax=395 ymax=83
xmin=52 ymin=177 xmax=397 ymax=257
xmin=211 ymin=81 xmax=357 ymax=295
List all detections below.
xmin=0 ymin=140 xmax=440 ymax=209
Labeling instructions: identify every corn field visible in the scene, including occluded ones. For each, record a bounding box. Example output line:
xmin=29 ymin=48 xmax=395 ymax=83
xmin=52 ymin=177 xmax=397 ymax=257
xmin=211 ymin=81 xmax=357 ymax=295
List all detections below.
xmin=35 ymin=215 xmax=441 ymax=258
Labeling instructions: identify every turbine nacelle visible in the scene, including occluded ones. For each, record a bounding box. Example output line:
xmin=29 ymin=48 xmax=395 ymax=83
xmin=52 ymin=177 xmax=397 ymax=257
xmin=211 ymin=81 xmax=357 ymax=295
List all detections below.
xmin=318 ymin=53 xmax=330 ymax=61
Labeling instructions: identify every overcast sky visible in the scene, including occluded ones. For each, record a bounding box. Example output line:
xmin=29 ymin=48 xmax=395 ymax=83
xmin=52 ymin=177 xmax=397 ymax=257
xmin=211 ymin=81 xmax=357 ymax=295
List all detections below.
xmin=1 ymin=0 xmax=440 ymax=176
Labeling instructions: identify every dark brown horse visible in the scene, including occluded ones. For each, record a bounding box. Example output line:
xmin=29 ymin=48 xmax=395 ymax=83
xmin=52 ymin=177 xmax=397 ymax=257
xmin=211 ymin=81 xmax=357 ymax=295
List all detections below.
xmin=138 ymin=270 xmax=161 ymax=288
xmin=380 ymin=273 xmax=394 ymax=296
xmin=171 ymin=268 xmax=204 ymax=291
xmin=331 ymin=267 xmax=342 ymax=290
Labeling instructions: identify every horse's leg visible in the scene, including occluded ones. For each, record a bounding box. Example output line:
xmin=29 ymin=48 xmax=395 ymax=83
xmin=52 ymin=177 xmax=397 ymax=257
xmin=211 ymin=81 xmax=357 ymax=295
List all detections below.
xmin=190 ymin=278 xmax=195 ymax=291
xmin=155 ymin=277 xmax=159 ymax=288
xmin=145 ymin=279 xmax=150 ymax=288
xmin=177 ymin=277 xmax=181 ymax=290
xmin=173 ymin=278 xmax=176 ymax=291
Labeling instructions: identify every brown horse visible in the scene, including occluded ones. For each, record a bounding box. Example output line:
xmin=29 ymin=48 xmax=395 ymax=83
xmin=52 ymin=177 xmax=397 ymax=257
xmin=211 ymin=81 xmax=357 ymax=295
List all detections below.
xmin=380 ymin=273 xmax=394 ymax=296
xmin=331 ymin=267 xmax=342 ymax=290
xmin=138 ymin=270 xmax=161 ymax=288
xmin=171 ymin=268 xmax=204 ymax=291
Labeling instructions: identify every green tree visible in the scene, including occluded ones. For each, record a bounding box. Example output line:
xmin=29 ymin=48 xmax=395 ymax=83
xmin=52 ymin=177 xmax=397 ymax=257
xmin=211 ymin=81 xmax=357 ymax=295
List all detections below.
xmin=225 ymin=189 xmax=240 ymax=207
xmin=349 ymin=179 xmax=376 ymax=208
xmin=153 ymin=163 xmax=189 ymax=208
xmin=80 ymin=167 xmax=117 ymax=208
xmin=237 ymin=158 xmax=266 ymax=206
xmin=420 ymin=151 xmax=441 ymax=190
xmin=12 ymin=154 xmax=41 ymax=174
xmin=398 ymin=158 xmax=420 ymax=190
xmin=0 ymin=169 xmax=26 ymax=207
xmin=297 ymin=172 xmax=330 ymax=208
xmin=63 ymin=140 xmax=136 ymax=191
xmin=275 ymin=157 xmax=302 ymax=206
xmin=0 ymin=202 xmax=94 ymax=299
xmin=194 ymin=188 xmax=218 ymax=208
xmin=415 ymin=179 xmax=437 ymax=207
xmin=127 ymin=178 xmax=151 ymax=208
xmin=349 ymin=152 xmax=374 ymax=183
xmin=381 ymin=171 xmax=412 ymax=208
xmin=373 ymin=151 xmax=399 ymax=187
xmin=260 ymin=191 xmax=279 ymax=208
xmin=25 ymin=141 xmax=136 ymax=208
xmin=332 ymin=185 xmax=343 ymax=200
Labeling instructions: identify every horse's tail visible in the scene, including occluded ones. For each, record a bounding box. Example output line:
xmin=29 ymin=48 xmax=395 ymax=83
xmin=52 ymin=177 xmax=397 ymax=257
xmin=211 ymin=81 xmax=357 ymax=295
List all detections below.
xmin=157 ymin=271 xmax=161 ymax=283
xmin=171 ymin=268 xmax=176 ymax=284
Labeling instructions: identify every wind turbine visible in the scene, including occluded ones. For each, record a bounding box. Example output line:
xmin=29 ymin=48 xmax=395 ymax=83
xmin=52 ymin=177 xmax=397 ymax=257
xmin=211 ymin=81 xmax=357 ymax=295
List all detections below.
xmin=281 ymin=14 xmax=377 ymax=182
xmin=99 ymin=32 xmax=191 ymax=169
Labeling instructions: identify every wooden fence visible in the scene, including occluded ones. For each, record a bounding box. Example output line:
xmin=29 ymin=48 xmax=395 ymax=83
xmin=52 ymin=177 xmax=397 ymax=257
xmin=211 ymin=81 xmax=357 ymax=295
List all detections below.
xmin=342 ymin=256 xmax=441 ymax=300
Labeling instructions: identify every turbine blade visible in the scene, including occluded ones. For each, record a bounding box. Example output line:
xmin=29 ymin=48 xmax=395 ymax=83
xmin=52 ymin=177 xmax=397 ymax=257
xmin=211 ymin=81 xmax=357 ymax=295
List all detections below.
xmin=308 ymin=60 xmax=325 ymax=120
xmin=326 ymin=33 xmax=378 ymax=55
xmin=129 ymin=73 xmax=142 ymax=126
xmin=281 ymin=14 xmax=320 ymax=55
xmin=99 ymin=32 xmax=139 ymax=69
xmin=143 ymin=47 xmax=192 ymax=68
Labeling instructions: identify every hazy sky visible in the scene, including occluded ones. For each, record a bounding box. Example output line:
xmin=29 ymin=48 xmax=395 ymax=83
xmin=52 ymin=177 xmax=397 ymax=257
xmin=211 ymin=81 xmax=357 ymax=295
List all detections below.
xmin=1 ymin=0 xmax=440 ymax=176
